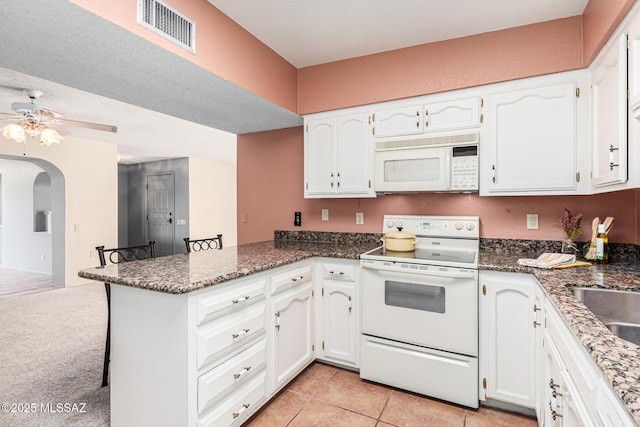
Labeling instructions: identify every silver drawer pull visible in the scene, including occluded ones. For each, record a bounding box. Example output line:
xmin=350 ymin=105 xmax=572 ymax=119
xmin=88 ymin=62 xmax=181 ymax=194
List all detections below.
xmin=232 ymin=403 xmax=251 ymax=419
xmin=291 ymin=275 xmax=305 ymax=282
xmin=232 ymin=328 xmax=250 ymax=339
xmin=232 ymin=296 xmax=250 ymax=304
xmin=233 ymin=366 xmax=252 ymax=380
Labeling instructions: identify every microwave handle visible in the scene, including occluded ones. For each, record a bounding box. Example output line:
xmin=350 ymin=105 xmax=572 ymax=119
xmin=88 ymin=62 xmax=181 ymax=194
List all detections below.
xmin=444 ymin=152 xmax=452 ymax=190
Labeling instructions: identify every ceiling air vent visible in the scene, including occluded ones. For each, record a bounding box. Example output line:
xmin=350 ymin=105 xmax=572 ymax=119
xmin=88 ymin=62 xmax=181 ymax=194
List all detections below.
xmin=138 ymin=0 xmax=196 ymax=53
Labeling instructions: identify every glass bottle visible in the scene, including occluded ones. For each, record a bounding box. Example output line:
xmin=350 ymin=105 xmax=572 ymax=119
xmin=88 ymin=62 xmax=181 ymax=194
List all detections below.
xmin=595 ymin=223 xmax=609 ymax=264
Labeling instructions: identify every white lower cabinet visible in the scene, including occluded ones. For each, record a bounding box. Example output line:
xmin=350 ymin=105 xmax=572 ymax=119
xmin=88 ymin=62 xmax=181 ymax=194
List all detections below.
xmin=197 ymin=369 xmax=267 ymax=427
xmin=543 ymin=299 xmax=636 ymax=427
xmin=197 ymin=339 xmax=267 ymax=416
xmin=480 ymin=271 xmax=634 ymax=426
xmin=315 ymin=260 xmax=359 ymax=368
xmin=270 ymin=262 xmax=315 ymax=392
xmin=543 ymin=325 xmax=593 ymax=427
xmin=479 ymin=271 xmax=538 ymax=408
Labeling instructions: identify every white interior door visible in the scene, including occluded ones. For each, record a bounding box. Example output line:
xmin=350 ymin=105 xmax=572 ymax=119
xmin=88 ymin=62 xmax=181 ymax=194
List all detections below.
xmin=146 ymin=173 xmax=175 ymax=257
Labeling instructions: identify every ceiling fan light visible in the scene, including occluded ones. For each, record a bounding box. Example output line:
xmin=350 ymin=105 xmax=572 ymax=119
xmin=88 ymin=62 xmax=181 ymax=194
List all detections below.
xmin=1 ymin=123 xmax=26 ymax=143
xmin=40 ymin=128 xmax=62 ymax=145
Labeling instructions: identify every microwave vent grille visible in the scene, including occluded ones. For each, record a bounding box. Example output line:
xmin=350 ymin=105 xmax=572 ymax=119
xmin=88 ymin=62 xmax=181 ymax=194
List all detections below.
xmin=375 ymin=132 xmax=479 ymax=151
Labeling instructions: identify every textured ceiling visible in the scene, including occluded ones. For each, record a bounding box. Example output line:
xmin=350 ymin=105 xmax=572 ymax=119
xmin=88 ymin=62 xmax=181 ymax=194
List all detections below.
xmin=209 ymin=0 xmax=589 ymax=67
xmin=0 ymin=0 xmax=302 ymax=164
xmin=0 ymin=0 xmax=590 ymax=163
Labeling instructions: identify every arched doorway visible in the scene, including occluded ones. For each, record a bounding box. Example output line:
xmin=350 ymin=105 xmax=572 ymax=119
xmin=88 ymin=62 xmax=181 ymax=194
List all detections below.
xmin=0 ymin=155 xmax=65 ymax=286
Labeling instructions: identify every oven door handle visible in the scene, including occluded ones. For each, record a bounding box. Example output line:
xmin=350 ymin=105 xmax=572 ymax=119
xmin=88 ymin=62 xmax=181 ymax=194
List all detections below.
xmin=361 ymin=262 xmax=476 ymax=279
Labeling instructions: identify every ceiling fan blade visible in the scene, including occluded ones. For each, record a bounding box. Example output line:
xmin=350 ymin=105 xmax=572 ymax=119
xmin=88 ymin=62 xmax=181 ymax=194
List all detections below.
xmin=0 ymin=84 xmax=28 ymax=94
xmin=0 ymin=112 xmax=21 ymax=118
xmin=51 ymin=118 xmax=117 ymax=133
xmin=33 ymin=107 xmax=63 ymax=119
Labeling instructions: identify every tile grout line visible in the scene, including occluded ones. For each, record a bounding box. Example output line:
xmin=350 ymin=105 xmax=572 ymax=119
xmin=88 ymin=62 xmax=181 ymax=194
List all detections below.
xmin=376 ymin=388 xmax=394 ymax=425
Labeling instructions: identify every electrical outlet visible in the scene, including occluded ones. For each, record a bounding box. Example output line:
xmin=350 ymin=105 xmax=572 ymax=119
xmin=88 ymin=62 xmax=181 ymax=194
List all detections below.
xmin=527 ymin=214 xmax=539 ymax=230
xmin=356 ymin=212 xmax=364 ymax=225
xmin=322 ymin=209 xmax=329 ymax=221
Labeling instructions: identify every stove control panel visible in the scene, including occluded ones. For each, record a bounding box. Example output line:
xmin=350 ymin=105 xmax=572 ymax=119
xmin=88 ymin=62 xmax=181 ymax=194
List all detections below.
xmin=383 ymin=215 xmax=479 ymax=239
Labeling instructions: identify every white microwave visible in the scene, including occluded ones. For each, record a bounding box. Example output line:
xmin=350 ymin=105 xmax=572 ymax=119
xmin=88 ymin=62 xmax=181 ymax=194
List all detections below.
xmin=374 ymin=132 xmax=479 ymax=193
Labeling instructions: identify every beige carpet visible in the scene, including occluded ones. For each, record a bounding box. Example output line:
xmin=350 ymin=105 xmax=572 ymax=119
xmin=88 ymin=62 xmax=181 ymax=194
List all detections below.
xmin=0 ymin=282 xmax=109 ymax=426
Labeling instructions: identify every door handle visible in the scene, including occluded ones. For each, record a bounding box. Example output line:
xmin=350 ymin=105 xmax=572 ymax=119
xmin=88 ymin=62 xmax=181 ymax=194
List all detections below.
xmin=168 ymin=218 xmax=172 ymax=224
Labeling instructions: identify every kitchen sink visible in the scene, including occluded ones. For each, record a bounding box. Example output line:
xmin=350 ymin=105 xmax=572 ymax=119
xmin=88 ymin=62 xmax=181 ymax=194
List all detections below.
xmin=605 ymin=323 xmax=640 ymax=346
xmin=570 ymin=287 xmax=640 ymax=346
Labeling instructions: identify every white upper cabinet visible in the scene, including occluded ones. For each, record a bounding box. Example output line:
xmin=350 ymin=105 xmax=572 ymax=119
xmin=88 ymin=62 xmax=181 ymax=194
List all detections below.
xmin=304 ymin=112 xmax=375 ymax=198
xmin=423 ymin=97 xmax=482 ymax=133
xmin=591 ymin=34 xmax=629 ymax=189
xmin=480 ymin=71 xmax=590 ymax=196
xmin=305 ymin=117 xmax=335 ymax=195
xmin=372 ymin=97 xmax=481 ymax=138
xmin=373 ymin=105 xmax=423 ymax=137
xmin=627 ymin=10 xmax=640 ymax=188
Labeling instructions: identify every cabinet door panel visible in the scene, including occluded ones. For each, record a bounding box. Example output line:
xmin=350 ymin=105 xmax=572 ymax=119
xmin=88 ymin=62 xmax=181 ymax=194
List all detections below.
xmin=592 ymin=34 xmax=628 ymax=188
xmin=374 ymin=105 xmax=423 ymax=137
xmin=322 ymin=281 xmax=357 ymax=365
xmin=336 ymin=113 xmax=373 ymax=195
xmin=272 ymin=283 xmax=314 ymax=390
xmin=424 ymin=97 xmax=480 ymax=132
xmin=305 ymin=118 xmax=336 ymax=195
xmin=488 ymin=83 xmax=576 ymax=192
xmin=479 ymin=272 xmax=536 ymax=408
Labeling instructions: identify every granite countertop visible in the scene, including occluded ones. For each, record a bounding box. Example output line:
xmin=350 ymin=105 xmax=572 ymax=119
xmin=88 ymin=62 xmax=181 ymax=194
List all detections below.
xmin=77 ymin=239 xmax=377 ymax=294
xmin=78 ymin=236 xmax=640 ymax=424
xmin=480 ymin=250 xmax=640 ymax=425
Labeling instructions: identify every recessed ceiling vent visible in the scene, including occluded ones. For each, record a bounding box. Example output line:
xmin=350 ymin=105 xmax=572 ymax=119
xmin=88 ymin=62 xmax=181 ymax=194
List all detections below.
xmin=138 ymin=0 xmax=196 ymax=53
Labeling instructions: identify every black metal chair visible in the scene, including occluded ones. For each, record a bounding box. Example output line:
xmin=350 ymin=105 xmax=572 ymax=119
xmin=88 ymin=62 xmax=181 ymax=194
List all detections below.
xmin=95 ymin=241 xmax=156 ymax=387
xmin=184 ymin=234 xmax=223 ymax=253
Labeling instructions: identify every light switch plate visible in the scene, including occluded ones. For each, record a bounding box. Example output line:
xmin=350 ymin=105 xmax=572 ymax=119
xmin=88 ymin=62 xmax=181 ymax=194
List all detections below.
xmin=322 ymin=209 xmax=329 ymax=221
xmin=527 ymin=214 xmax=539 ymax=230
xmin=356 ymin=212 xmax=364 ymax=225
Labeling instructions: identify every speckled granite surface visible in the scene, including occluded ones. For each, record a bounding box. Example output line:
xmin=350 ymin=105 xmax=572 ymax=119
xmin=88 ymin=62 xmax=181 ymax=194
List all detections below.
xmin=480 ymin=249 xmax=640 ymax=425
xmin=78 ymin=233 xmax=640 ymax=424
xmin=77 ymin=239 xmax=378 ymax=295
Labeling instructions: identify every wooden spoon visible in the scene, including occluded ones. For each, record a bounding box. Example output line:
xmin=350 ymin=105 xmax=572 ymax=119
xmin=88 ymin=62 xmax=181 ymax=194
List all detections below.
xmin=603 ymin=216 xmax=614 ymax=234
xmin=584 ymin=217 xmax=599 ymax=260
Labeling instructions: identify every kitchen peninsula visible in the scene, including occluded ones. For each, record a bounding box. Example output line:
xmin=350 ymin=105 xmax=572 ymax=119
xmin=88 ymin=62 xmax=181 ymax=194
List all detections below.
xmin=78 ymin=234 xmax=640 ymax=427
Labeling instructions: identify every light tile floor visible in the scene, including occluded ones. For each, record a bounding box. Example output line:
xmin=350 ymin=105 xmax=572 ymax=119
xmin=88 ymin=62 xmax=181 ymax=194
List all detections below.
xmin=246 ymin=362 xmax=538 ymax=427
xmin=0 ymin=267 xmax=59 ymax=297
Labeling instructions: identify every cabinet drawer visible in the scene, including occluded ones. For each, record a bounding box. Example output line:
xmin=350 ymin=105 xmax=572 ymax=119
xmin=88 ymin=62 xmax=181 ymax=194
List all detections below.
xmin=198 ymin=339 xmax=267 ymax=415
xmin=270 ymin=263 xmax=313 ymax=295
xmin=195 ymin=278 xmax=265 ymax=326
xmin=197 ymin=369 xmax=267 ymax=427
xmin=197 ymin=303 xmax=265 ymax=370
xmin=322 ymin=263 xmax=356 ymax=282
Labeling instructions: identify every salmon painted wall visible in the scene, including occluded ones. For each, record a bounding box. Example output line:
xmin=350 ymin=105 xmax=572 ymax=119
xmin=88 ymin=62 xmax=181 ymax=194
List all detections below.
xmin=297 ymin=17 xmax=583 ymax=114
xmin=238 ymin=129 xmax=640 ymax=245
xmin=70 ymin=0 xmax=297 ymax=112
xmin=582 ymin=0 xmax=636 ymax=65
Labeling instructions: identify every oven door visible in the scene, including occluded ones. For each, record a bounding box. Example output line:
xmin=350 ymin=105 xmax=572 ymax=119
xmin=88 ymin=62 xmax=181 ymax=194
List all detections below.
xmin=374 ymin=146 xmax=450 ymax=192
xmin=361 ymin=260 xmax=477 ymax=356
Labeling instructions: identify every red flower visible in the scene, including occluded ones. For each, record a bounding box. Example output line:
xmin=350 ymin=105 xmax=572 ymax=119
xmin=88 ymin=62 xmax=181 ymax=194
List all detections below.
xmin=559 ymin=208 xmax=583 ymax=240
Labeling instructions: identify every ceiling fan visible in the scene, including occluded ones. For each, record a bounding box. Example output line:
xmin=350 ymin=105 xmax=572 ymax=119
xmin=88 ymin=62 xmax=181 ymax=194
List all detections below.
xmin=0 ymin=88 xmax=117 ymax=145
